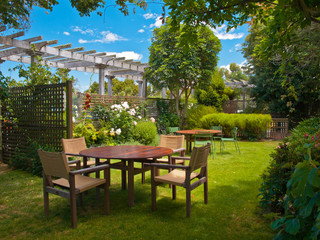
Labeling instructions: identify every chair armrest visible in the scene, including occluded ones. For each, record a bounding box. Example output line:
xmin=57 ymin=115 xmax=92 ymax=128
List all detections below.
xmin=172 ymin=148 xmax=186 ymax=153
xmin=65 ymin=152 xmax=81 ymax=157
xmin=144 ymin=163 xmax=189 ymax=170
xmin=69 ymin=164 xmax=109 ymax=175
xmin=68 ymin=159 xmax=81 ymax=165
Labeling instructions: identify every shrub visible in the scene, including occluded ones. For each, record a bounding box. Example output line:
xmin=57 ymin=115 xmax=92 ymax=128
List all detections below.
xmin=185 ymin=104 xmax=217 ymax=129
xmin=9 ymin=140 xmax=55 ymax=177
xmin=155 ymin=99 xmax=180 ymax=133
xmin=132 ymin=121 xmax=157 ymax=145
xmin=200 ymin=113 xmax=272 ymax=139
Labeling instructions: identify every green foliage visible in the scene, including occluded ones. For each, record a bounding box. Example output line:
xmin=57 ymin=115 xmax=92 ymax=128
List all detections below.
xmin=145 ymin=18 xmax=221 ymax=124
xmin=185 ymin=104 xmax=218 ymax=129
xmin=243 ymin=23 xmax=320 ymax=122
xmin=155 ymin=99 xmax=180 ymax=133
xmin=195 ymin=67 xmax=229 ymax=110
xmin=9 ymin=140 xmax=55 ymax=177
xmin=258 ymin=117 xmax=320 ymax=239
xmin=132 ymin=121 xmax=157 ymax=145
xmin=200 ymin=113 xmax=272 ymax=139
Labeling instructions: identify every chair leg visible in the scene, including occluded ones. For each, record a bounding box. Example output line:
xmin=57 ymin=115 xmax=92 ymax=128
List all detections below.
xmin=172 ymin=185 xmax=176 ymax=200
xmin=69 ymin=176 xmax=77 ymax=228
xmin=204 ymin=181 xmax=208 ymax=204
xmin=151 ymin=167 xmax=157 ymax=211
xmin=186 ymin=187 xmax=191 ymax=218
xmin=44 ymin=190 xmax=49 ymax=216
xmin=104 ymin=168 xmax=110 ymax=215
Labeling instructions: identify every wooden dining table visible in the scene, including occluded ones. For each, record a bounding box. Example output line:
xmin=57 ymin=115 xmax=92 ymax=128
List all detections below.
xmin=176 ymin=129 xmax=222 ymax=153
xmin=79 ymin=145 xmax=173 ymax=207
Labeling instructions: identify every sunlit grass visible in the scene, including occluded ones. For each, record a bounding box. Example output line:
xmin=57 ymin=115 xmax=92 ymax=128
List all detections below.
xmin=0 ymin=140 xmax=279 ymax=239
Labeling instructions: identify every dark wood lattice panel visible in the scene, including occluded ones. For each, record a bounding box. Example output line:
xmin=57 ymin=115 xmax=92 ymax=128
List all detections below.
xmin=267 ymin=118 xmax=289 ymax=139
xmin=2 ymin=83 xmax=68 ymax=163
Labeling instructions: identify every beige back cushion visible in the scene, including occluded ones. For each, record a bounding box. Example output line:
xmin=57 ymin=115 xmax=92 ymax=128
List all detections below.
xmin=159 ymin=135 xmax=185 ymax=150
xmin=38 ymin=149 xmax=70 ymax=180
xmin=189 ymin=144 xmax=210 ymax=172
xmin=62 ymin=137 xmax=87 ymax=156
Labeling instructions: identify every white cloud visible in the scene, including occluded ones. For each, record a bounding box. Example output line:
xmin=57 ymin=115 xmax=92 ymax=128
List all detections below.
xmin=220 ymin=60 xmax=248 ymax=71
xmin=63 ymin=32 xmax=70 ymax=36
xmin=78 ymin=31 xmax=127 ymax=44
xmin=107 ymin=51 xmax=143 ymax=61
xmin=149 ymin=17 xmax=164 ymax=28
xmin=229 ymin=43 xmax=243 ymax=52
xmin=138 ymin=29 xmax=145 ymax=33
xmin=72 ymin=26 xmax=94 ymax=35
xmin=211 ymin=24 xmax=244 ymax=40
xmin=143 ymin=13 xmax=157 ymax=19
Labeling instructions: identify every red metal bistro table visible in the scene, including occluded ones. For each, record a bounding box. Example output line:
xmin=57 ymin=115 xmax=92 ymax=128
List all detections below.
xmin=176 ymin=129 xmax=222 ymax=153
xmin=80 ymin=145 xmax=173 ymax=207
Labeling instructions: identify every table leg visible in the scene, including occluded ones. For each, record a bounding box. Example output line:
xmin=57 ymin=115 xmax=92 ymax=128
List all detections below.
xmin=121 ymin=160 xmax=127 ymax=190
xmin=128 ymin=160 xmax=134 ymax=207
xmin=186 ymin=135 xmax=191 ymax=154
xmin=95 ymin=157 xmax=100 ymax=200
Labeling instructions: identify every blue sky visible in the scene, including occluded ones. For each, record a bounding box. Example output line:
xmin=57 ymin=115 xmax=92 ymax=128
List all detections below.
xmin=1 ymin=0 xmax=249 ymax=92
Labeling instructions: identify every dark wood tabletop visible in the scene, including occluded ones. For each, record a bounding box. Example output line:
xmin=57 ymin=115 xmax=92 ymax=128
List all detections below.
xmin=80 ymin=145 xmax=173 ymax=160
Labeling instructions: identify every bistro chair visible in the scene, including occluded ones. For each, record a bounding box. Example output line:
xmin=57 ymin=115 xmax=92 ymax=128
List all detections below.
xmin=194 ymin=131 xmax=214 ymax=157
xmin=221 ymin=127 xmax=240 ymax=154
xmin=37 ymin=149 xmax=110 ymax=228
xmin=62 ymin=137 xmax=96 ymax=168
xmin=210 ymin=126 xmax=223 ymax=152
xmin=146 ymin=143 xmax=211 ymax=217
xmin=168 ymin=127 xmax=180 ymax=135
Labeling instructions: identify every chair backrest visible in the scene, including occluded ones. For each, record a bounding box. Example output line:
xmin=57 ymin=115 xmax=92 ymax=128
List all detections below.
xmin=195 ymin=131 xmax=213 ymax=141
xmin=189 ymin=144 xmax=211 ymax=172
xmin=232 ymin=127 xmax=238 ymax=139
xmin=38 ymin=149 xmax=70 ymax=179
xmin=62 ymin=137 xmax=87 ymax=157
xmin=210 ymin=126 xmax=223 ymax=137
xmin=168 ymin=127 xmax=179 ymax=134
xmin=159 ymin=135 xmax=185 ymax=150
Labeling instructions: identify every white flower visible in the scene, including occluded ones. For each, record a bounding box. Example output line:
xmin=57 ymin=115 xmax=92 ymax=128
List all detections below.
xmin=72 ymin=117 xmax=75 ymax=122
xmin=138 ymin=116 xmax=142 ymax=119
xmin=122 ymin=102 xmax=129 ymax=109
xmin=75 ymin=112 xmax=79 ymax=118
xmin=116 ymin=128 xmax=121 ymax=135
xmin=133 ymin=121 xmax=137 ymax=126
xmin=127 ymin=108 xmax=136 ymax=116
xmin=150 ymin=117 xmax=155 ymax=123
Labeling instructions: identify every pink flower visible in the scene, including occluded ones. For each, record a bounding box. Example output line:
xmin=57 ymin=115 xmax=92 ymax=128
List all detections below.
xmin=312 ymin=136 xmax=315 ymax=140
xmin=315 ymin=144 xmax=318 ymax=148
xmin=150 ymin=117 xmax=155 ymax=123
xmin=304 ymin=133 xmax=308 ymax=138
xmin=133 ymin=121 xmax=137 ymax=126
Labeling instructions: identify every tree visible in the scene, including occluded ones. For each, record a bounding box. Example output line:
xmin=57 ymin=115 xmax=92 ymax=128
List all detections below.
xmin=0 ymin=0 xmax=147 ymax=30
xmin=145 ymin=19 xmax=221 ymax=126
xmin=242 ymin=22 xmax=320 ymax=122
xmin=220 ymin=63 xmax=249 ymax=82
xmin=195 ymin=67 xmax=229 ymax=110
xmin=165 ymin=0 xmax=320 ymax=60
xmin=87 ymin=78 xmax=139 ymax=96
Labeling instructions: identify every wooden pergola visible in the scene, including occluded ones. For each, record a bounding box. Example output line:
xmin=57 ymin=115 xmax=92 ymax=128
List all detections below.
xmin=0 ymin=27 xmax=148 ymax=97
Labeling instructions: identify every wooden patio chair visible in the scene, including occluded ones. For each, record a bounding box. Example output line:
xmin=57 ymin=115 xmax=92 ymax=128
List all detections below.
xmin=146 ymin=143 xmax=211 ymax=217
xmin=221 ymin=127 xmax=240 ymax=154
xmin=156 ymin=134 xmax=186 ymax=165
xmin=38 ymin=149 xmax=110 ymax=228
xmin=62 ymin=137 xmax=96 ymax=168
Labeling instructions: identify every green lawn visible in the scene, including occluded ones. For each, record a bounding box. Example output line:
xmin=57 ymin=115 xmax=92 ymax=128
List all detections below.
xmin=0 ymin=140 xmax=279 ymax=240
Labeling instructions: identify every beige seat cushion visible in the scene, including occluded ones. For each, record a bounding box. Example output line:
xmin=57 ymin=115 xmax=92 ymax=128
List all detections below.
xmin=156 ymin=158 xmax=185 ymax=164
xmin=53 ymin=175 xmax=106 ymax=193
xmin=154 ymin=169 xmax=199 ymax=186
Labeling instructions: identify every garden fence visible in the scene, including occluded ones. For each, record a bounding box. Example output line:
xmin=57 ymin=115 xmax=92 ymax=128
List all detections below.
xmin=1 ymin=82 xmax=73 ymax=163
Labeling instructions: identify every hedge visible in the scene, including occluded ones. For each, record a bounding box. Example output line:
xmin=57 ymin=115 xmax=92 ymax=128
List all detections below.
xmin=199 ymin=113 xmax=272 ymax=140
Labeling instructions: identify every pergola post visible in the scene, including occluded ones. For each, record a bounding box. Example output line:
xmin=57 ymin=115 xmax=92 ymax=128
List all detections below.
xmin=106 ymin=75 xmax=114 ymax=96
xmin=138 ymin=81 xmax=143 ymax=97
xmin=143 ymin=79 xmax=147 ymax=98
xmin=162 ymin=88 xmax=166 ymax=99
xmin=98 ymin=67 xmax=105 ymax=95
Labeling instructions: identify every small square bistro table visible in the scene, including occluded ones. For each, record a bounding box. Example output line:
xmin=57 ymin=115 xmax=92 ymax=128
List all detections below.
xmin=79 ymin=145 xmax=173 ymax=207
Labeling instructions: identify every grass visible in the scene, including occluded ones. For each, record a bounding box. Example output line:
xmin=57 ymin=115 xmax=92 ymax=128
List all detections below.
xmin=0 ymin=140 xmax=279 ymax=240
